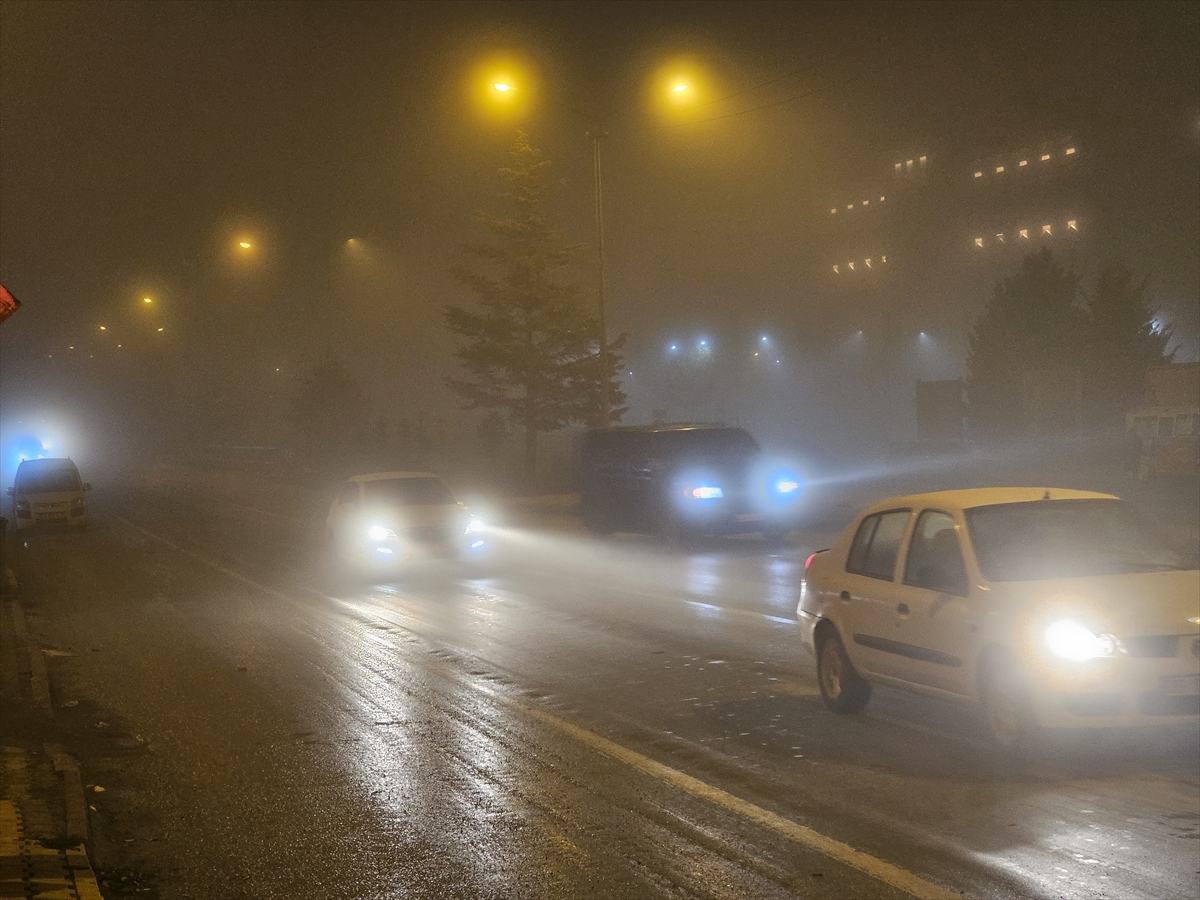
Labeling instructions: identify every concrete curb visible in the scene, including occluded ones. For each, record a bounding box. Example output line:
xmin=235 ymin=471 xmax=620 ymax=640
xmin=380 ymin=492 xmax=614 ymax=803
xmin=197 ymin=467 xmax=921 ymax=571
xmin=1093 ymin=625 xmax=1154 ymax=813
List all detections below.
xmin=1 ymin=573 xmax=104 ymax=896
xmin=8 ymin=598 xmax=51 ymax=712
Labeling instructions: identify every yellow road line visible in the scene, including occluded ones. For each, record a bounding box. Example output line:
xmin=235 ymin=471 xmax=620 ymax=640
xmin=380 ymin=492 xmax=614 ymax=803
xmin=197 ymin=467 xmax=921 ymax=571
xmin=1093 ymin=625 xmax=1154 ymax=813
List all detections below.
xmin=521 ymin=704 xmax=961 ymax=900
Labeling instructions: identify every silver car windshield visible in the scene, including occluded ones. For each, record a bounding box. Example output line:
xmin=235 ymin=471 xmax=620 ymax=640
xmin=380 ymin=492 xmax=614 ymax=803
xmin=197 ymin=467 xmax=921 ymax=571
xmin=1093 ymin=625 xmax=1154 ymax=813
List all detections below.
xmin=362 ymin=477 xmax=454 ymax=507
xmin=966 ymin=499 xmax=1197 ymax=581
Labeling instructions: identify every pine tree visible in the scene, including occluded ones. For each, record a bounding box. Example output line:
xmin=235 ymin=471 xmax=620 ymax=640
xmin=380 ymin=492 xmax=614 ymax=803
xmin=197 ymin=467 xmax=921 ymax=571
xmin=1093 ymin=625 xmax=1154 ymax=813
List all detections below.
xmin=966 ymin=249 xmax=1085 ymax=437
xmin=444 ymin=133 xmax=626 ymax=481
xmin=1083 ymin=264 xmax=1173 ymax=427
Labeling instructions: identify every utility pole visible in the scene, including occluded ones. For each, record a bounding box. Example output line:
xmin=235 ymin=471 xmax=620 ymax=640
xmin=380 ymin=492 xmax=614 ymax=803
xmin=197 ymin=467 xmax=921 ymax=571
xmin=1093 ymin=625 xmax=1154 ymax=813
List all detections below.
xmin=588 ymin=128 xmax=611 ymax=426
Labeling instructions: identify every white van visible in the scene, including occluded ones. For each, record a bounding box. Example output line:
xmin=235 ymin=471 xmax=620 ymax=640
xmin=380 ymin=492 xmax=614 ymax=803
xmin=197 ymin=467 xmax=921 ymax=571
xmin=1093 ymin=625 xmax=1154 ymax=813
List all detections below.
xmin=7 ymin=458 xmax=90 ymax=530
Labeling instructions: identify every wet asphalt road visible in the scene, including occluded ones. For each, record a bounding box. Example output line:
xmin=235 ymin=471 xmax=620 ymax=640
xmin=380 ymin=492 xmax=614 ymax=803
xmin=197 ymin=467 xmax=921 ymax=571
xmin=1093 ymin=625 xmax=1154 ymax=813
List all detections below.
xmin=7 ymin=479 xmax=1200 ymax=899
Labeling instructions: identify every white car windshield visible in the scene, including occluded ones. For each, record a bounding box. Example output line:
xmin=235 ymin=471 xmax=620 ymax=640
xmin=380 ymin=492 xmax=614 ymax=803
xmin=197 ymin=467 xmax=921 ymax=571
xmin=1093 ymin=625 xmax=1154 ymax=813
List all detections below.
xmin=362 ymin=477 xmax=454 ymax=507
xmin=966 ymin=499 xmax=1196 ymax=581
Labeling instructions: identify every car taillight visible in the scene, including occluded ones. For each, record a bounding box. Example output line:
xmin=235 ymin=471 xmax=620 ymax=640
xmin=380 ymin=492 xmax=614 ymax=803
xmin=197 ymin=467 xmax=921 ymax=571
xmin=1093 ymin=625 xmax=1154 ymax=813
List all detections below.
xmin=804 ymin=552 xmax=817 ymax=572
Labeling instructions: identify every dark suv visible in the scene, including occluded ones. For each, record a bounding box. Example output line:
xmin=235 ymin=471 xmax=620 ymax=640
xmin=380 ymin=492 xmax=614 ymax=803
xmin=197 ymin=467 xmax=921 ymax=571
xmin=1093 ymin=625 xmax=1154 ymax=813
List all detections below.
xmin=579 ymin=424 xmax=802 ymax=538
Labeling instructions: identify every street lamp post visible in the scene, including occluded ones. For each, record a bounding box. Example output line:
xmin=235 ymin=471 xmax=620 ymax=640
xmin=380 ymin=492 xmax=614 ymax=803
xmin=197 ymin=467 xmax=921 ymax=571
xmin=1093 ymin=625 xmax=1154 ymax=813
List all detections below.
xmin=587 ymin=128 xmax=611 ymax=425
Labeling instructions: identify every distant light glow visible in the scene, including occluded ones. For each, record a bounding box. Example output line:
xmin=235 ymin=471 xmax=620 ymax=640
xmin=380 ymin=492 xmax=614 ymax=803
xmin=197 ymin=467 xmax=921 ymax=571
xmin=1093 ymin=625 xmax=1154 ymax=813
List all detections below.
xmin=862 ymin=199 xmax=869 ymax=206
xmin=1019 ymin=228 xmax=1029 ymax=239
xmin=1067 ymin=219 xmax=1078 ymax=231
xmin=832 ymin=265 xmax=839 ymax=274
xmin=995 ymin=233 xmax=1005 ymax=243
xmin=671 ymin=84 xmax=689 ymax=93
xmin=493 ymin=82 xmax=512 ymax=92
xmin=831 ymin=208 xmax=837 ymax=214
xmin=865 ymin=258 xmax=872 ymax=268
xmin=1041 ymin=153 xmax=1051 ymax=161
xmin=238 ymin=241 xmax=252 ymax=249
xmin=776 ymin=479 xmax=800 ymax=494
xmin=1018 ymin=160 xmax=1028 ymax=167
xmin=689 ymin=486 xmax=723 ymax=500
xmin=974 ymin=171 xmax=983 ymax=178
xmin=974 ymin=237 xmax=984 ymax=248
xmin=996 ymin=166 xmax=1004 ymax=173
xmin=1042 ymin=224 xmax=1052 ymax=235
xmin=98 ymin=325 xmax=106 ymax=331
xmin=847 ymin=261 xmax=855 ymax=270
xmin=143 ymin=296 xmax=153 ymax=304
xmin=157 ymin=327 xmax=165 ymax=332
xmin=1065 ymin=147 xmax=1076 ymax=155
xmin=760 ymin=335 xmax=769 ymax=343
xmin=879 ymin=195 xmax=885 ymax=202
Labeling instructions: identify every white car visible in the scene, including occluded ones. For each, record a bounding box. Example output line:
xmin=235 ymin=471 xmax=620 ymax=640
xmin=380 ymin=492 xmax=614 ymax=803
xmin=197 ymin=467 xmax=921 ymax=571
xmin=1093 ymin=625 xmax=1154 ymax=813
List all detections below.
xmin=7 ymin=457 xmax=91 ymax=531
xmin=798 ymin=488 xmax=1200 ymax=749
xmin=325 ymin=472 xmax=487 ymax=570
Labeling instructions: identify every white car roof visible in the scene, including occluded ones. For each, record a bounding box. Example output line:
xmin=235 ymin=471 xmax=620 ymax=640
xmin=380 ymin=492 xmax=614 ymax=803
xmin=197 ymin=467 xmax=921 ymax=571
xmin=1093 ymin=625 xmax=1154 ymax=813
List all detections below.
xmin=348 ymin=472 xmax=441 ymax=483
xmin=862 ymin=487 xmax=1118 ymax=515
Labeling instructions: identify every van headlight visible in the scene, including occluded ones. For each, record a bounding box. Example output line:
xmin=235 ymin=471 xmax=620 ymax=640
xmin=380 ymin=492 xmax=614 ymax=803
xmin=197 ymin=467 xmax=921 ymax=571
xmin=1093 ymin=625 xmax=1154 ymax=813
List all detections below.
xmin=1044 ymin=620 xmax=1119 ymax=661
xmin=464 ymin=517 xmax=485 ymax=535
xmin=367 ymin=524 xmax=396 ymax=542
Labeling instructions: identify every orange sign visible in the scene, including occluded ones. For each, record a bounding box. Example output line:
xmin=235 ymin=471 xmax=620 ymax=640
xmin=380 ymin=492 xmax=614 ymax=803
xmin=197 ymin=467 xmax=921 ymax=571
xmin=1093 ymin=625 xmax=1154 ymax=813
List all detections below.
xmin=0 ymin=284 xmax=19 ymax=325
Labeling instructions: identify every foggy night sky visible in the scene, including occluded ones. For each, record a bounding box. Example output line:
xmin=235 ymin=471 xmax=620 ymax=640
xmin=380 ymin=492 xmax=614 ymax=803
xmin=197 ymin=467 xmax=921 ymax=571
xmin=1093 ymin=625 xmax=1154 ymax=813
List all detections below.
xmin=1 ymin=0 xmax=1197 ymax=458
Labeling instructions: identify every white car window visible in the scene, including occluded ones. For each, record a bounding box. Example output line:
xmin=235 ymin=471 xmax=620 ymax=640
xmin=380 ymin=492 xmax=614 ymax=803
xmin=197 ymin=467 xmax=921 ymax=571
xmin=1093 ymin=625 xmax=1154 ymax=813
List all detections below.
xmin=903 ymin=510 xmax=969 ymax=596
xmin=846 ymin=509 xmax=910 ymax=581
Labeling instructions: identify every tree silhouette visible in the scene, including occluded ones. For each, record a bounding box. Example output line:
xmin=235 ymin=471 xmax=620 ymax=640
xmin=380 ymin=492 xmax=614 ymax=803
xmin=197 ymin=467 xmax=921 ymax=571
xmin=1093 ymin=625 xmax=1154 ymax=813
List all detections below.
xmin=445 ymin=133 xmax=626 ymax=481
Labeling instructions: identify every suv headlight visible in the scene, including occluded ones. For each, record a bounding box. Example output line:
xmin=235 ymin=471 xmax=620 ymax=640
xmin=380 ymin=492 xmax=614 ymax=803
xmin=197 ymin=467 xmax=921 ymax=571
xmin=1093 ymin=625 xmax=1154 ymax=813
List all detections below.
xmin=1044 ymin=620 xmax=1119 ymax=661
xmin=367 ymin=524 xmax=396 ymax=542
xmin=465 ymin=517 xmax=485 ymax=535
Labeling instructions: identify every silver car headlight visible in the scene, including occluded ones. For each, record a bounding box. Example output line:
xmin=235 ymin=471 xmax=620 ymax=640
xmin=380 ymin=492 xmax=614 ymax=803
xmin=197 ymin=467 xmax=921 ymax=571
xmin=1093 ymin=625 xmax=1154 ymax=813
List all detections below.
xmin=1044 ymin=620 xmax=1119 ymax=661
xmin=465 ymin=517 xmax=485 ymax=535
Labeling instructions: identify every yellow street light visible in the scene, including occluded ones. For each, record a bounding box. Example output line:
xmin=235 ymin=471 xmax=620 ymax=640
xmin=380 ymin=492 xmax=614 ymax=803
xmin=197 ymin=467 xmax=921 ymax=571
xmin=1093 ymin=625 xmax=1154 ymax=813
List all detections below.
xmin=98 ymin=325 xmax=107 ymax=331
xmin=238 ymin=240 xmax=252 ymax=250
xmin=493 ymin=82 xmax=512 ymax=93
xmin=143 ymin=296 xmax=153 ymax=304
xmin=672 ymin=83 xmax=689 ymax=94
xmin=157 ymin=327 xmax=165 ymax=333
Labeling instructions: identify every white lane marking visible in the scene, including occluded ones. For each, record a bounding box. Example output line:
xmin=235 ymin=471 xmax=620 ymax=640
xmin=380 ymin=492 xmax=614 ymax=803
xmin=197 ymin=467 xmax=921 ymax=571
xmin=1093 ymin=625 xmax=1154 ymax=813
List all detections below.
xmin=520 ymin=703 xmax=960 ymax=900
xmin=114 ymin=515 xmax=954 ymax=898
xmin=112 ymin=515 xmax=291 ymax=601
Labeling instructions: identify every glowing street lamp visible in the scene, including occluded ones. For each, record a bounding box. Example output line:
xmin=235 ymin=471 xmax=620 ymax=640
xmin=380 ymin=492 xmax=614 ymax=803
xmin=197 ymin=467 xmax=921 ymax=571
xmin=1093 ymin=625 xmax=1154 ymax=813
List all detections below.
xmin=493 ymin=81 xmax=513 ymax=93
xmin=143 ymin=296 xmax=153 ymax=305
xmin=238 ymin=240 xmax=252 ymax=250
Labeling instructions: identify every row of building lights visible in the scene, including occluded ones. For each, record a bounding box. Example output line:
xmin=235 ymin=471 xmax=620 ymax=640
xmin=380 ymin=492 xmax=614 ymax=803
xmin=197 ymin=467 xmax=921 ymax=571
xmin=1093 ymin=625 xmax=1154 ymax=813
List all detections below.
xmin=973 ymin=147 xmax=1076 ymax=179
xmin=832 ymin=255 xmax=888 ymax=274
xmin=830 ymin=195 xmax=886 ymax=215
xmin=893 ymin=155 xmax=929 ymax=173
xmin=973 ymin=218 xmax=1079 ymax=248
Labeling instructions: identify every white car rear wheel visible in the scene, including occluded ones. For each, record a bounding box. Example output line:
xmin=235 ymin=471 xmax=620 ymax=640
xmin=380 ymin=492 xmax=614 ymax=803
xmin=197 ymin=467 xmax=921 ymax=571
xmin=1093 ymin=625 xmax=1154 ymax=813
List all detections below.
xmin=817 ymin=629 xmax=871 ymax=714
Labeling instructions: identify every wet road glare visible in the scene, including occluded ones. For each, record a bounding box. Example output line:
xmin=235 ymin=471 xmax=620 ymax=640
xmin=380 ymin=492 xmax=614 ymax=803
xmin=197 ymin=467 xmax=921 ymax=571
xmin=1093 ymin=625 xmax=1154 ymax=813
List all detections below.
xmin=7 ymin=477 xmax=1199 ymax=899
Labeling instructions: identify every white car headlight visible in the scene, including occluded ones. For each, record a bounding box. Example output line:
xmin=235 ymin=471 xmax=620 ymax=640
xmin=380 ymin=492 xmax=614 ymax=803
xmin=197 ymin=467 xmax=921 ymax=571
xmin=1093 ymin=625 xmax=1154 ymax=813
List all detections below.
xmin=465 ymin=517 xmax=485 ymax=535
xmin=1044 ymin=620 xmax=1118 ymax=661
xmin=688 ymin=485 xmax=723 ymax=500
xmin=368 ymin=524 xmax=396 ymax=542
